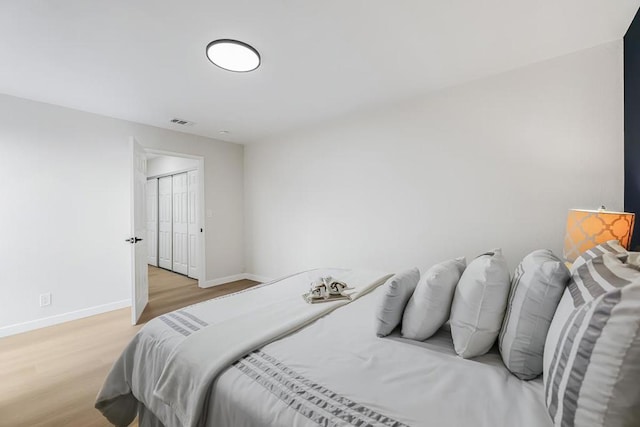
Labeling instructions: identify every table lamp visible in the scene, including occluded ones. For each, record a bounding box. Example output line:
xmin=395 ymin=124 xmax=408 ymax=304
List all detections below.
xmin=563 ymin=206 xmax=635 ymax=262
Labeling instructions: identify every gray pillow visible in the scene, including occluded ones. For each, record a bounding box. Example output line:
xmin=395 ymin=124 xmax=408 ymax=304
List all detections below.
xmin=450 ymin=249 xmax=511 ymax=358
xmin=374 ymin=268 xmax=420 ymax=337
xmin=401 ymin=258 xmax=466 ymax=341
xmin=499 ymin=249 xmax=569 ymax=380
xmin=545 ymin=282 xmax=640 ymax=427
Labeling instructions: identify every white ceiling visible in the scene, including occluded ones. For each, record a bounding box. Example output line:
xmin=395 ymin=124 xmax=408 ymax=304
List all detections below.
xmin=0 ymin=1 xmax=638 ymax=144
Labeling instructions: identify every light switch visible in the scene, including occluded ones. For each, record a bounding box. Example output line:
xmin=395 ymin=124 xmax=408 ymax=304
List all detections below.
xmin=206 ymin=209 xmax=213 ymax=218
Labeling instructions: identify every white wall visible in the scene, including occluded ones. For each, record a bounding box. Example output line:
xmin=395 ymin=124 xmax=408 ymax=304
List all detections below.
xmin=245 ymin=41 xmax=624 ymax=279
xmin=147 ymin=155 xmax=199 ymax=177
xmin=0 ymin=95 xmax=244 ymax=334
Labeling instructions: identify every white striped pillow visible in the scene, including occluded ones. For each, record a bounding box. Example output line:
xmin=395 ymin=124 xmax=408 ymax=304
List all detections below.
xmin=544 ymin=282 xmax=640 ymax=426
xmin=570 ymin=240 xmax=627 ymax=273
xmin=568 ymin=252 xmax=640 ymax=307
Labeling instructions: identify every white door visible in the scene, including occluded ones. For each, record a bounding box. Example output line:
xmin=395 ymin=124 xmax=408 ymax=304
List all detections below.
xmin=172 ymin=172 xmax=189 ymax=275
xmin=146 ymin=179 xmax=158 ymax=267
xmin=187 ymin=170 xmax=199 ymax=279
xmin=158 ymin=176 xmax=172 ymax=270
xmin=130 ymin=137 xmax=148 ymax=325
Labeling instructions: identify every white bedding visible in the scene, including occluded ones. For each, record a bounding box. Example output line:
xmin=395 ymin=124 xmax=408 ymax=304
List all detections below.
xmin=97 ymin=268 xmax=552 ymax=427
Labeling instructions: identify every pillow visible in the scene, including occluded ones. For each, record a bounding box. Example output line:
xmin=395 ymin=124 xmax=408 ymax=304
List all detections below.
xmin=624 ymin=251 xmax=640 ymax=268
xmin=450 ymin=249 xmax=511 ymax=358
xmin=543 ymin=289 xmax=574 ymax=386
xmin=543 ymin=254 xmax=640 ymax=380
xmin=570 ymin=240 xmax=627 ymax=273
xmin=499 ymin=249 xmax=569 ymax=380
xmin=374 ymin=268 xmax=420 ymax=337
xmin=568 ymin=252 xmax=640 ymax=307
xmin=544 ymin=283 xmax=640 ymax=427
xmin=401 ymin=258 xmax=466 ymax=341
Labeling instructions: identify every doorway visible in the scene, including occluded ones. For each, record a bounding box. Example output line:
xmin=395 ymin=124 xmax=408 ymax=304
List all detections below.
xmin=131 ymin=146 xmax=206 ymax=325
xmin=147 ymin=165 xmax=200 ymax=278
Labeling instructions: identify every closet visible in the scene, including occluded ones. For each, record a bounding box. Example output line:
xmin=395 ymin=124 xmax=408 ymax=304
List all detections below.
xmin=146 ymin=170 xmax=199 ymax=279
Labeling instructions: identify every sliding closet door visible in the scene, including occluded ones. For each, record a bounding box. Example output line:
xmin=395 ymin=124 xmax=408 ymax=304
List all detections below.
xmin=172 ymin=173 xmax=189 ymax=275
xmin=158 ymin=176 xmax=172 ymax=270
xmin=146 ymin=179 xmax=158 ymax=266
xmin=187 ymin=170 xmax=199 ymax=279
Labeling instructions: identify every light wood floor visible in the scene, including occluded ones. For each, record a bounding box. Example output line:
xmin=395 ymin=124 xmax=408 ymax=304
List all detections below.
xmin=139 ymin=266 xmax=258 ymax=324
xmin=0 ymin=267 xmax=259 ymax=427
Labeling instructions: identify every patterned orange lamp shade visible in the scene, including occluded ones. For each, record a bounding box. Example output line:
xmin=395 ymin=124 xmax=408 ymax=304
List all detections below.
xmin=563 ymin=207 xmax=635 ymax=262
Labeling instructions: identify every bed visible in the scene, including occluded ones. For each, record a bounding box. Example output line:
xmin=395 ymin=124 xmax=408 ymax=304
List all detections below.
xmin=96 ymin=268 xmax=552 ymax=427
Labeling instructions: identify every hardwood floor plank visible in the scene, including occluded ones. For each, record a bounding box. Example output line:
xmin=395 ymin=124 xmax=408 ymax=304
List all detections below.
xmin=0 ymin=267 xmax=259 ymax=427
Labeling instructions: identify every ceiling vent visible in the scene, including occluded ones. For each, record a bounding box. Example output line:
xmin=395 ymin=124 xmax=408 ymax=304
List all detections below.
xmin=170 ymin=118 xmax=195 ymax=126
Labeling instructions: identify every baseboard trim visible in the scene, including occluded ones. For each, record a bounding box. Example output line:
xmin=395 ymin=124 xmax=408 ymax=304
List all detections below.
xmin=1 ymin=273 xmax=277 ymax=337
xmin=201 ymin=274 xmax=249 ymax=288
xmin=0 ymin=299 xmax=131 ymax=338
xmin=245 ymin=274 xmax=275 ymax=283
xmin=201 ymin=273 xmax=274 ymax=288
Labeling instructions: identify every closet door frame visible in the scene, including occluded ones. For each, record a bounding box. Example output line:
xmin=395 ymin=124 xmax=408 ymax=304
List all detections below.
xmin=145 ymin=150 xmax=205 ymax=286
xmin=171 ymin=172 xmax=189 ymax=275
xmin=187 ymin=170 xmax=200 ymax=280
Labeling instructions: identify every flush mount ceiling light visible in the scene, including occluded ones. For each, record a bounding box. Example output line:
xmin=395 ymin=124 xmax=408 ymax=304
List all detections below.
xmin=206 ymin=39 xmax=260 ymax=72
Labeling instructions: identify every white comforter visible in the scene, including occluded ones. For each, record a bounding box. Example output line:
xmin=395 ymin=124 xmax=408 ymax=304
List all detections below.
xmin=96 ymin=269 xmax=390 ymax=426
xmin=97 ymin=268 xmax=553 ymax=427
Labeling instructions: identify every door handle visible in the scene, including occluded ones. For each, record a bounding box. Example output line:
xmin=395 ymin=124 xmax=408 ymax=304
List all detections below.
xmin=125 ymin=237 xmax=144 ymax=244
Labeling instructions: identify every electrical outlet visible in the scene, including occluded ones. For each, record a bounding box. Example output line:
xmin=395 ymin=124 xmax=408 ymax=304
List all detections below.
xmin=39 ymin=293 xmax=51 ymax=307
